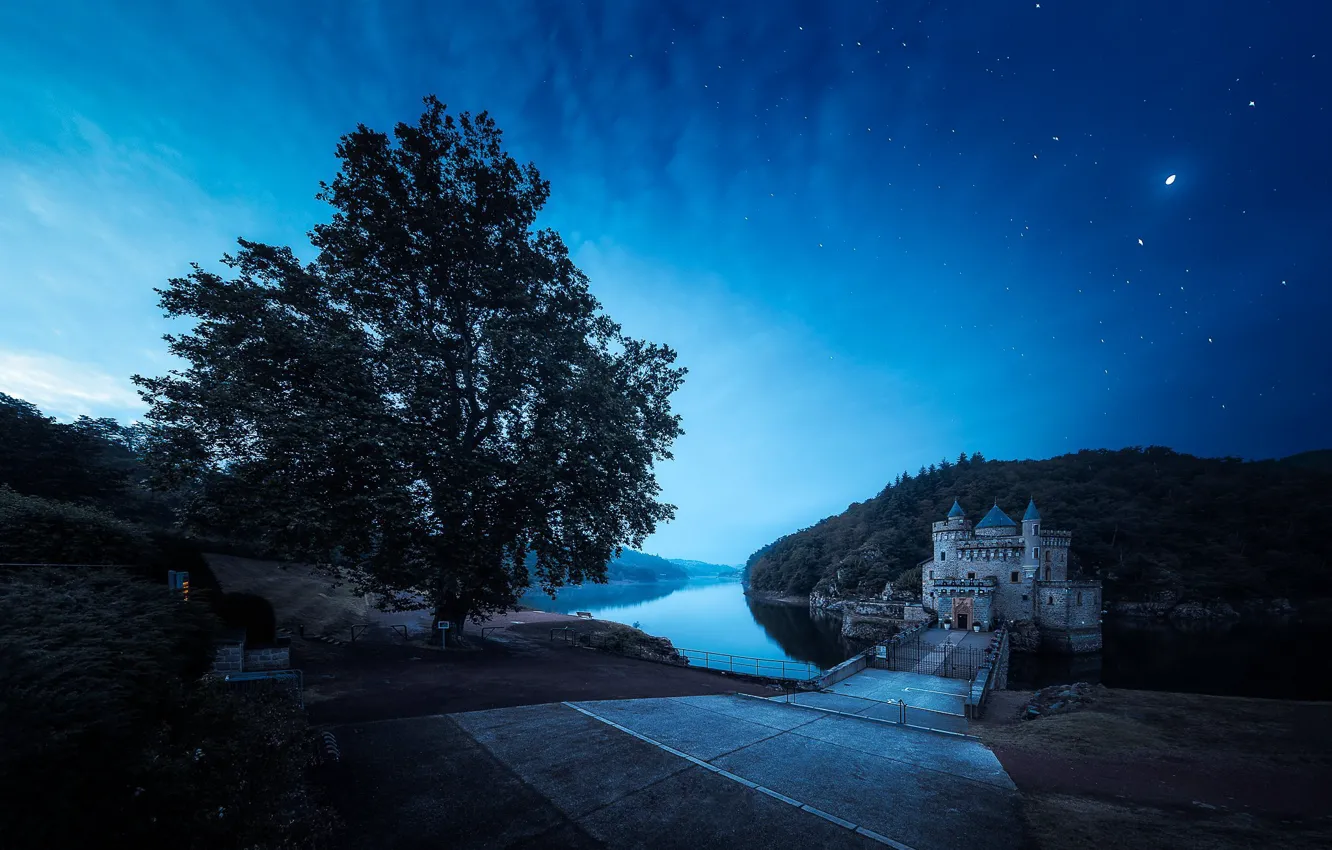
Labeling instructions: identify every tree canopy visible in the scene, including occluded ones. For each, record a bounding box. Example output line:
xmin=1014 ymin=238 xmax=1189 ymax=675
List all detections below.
xmin=744 ymin=446 xmax=1332 ymax=605
xmin=134 ymin=97 xmax=685 ymax=635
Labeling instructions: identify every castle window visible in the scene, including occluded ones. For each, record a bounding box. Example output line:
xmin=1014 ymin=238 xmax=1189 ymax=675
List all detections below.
xmin=1044 ymin=566 xmax=1051 ymax=581
xmin=1022 ymin=594 xmax=1029 ymax=602
xmin=1010 ymin=571 xmax=1019 ymax=583
xmin=1047 ymin=595 xmax=1054 ymax=605
xmin=929 ymin=570 xmax=934 ymax=579
xmin=1077 ymin=591 xmax=1083 ymax=605
xmin=1034 ymin=547 xmax=1040 ymax=560
xmin=967 ymin=572 xmax=976 ymax=580
xmin=940 ymin=551 xmax=947 ymax=561
xmin=1033 ymin=525 xmax=1038 ymax=535
xmin=1045 ymin=549 xmax=1052 ymax=564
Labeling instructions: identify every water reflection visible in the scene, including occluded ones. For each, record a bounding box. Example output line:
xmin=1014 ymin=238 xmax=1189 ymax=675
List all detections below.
xmin=524 ymin=580 xmax=1331 ymax=699
xmin=744 ymin=597 xmax=857 ymax=669
xmin=521 ymin=580 xmax=687 ymax=613
xmin=1008 ymin=617 xmax=1330 ymax=700
xmin=520 ymin=578 xmax=853 ymax=668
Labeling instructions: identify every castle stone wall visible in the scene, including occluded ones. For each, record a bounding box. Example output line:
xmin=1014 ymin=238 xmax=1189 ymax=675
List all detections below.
xmin=1034 ymin=580 xmax=1100 ymax=631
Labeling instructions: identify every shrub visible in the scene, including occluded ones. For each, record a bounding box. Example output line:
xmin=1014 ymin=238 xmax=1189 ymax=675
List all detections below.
xmin=0 ymin=486 xmax=153 ymax=565
xmin=0 ymin=567 xmax=336 ymax=849
xmin=217 ymin=591 xmax=278 ymax=644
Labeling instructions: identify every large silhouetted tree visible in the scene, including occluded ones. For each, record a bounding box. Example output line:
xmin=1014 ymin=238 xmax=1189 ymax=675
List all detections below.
xmin=134 ymin=96 xmax=685 ymax=640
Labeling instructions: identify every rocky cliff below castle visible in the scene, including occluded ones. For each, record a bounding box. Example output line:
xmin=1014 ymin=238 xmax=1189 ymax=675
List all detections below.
xmin=810 ymin=573 xmax=931 ymax=642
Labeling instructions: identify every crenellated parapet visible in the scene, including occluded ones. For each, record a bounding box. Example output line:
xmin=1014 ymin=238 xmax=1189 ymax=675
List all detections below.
xmin=933 ymin=577 xmax=998 ymax=596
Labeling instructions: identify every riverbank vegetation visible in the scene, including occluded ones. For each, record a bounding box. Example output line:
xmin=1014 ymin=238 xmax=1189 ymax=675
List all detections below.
xmin=744 ymin=447 xmax=1332 ymax=613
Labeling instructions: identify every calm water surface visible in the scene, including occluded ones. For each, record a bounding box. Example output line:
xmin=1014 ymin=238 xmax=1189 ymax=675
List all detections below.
xmin=520 ymin=578 xmax=854 ymax=669
xmin=522 ymin=579 xmax=1332 ymax=699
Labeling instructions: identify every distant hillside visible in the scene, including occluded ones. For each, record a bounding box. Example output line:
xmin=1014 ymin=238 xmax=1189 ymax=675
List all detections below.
xmin=1273 ymin=449 xmax=1332 ymax=473
xmin=667 ymin=558 xmax=743 ymax=578
xmin=744 ymin=447 xmax=1332 ymax=605
xmin=605 ymin=549 xmax=689 ymax=583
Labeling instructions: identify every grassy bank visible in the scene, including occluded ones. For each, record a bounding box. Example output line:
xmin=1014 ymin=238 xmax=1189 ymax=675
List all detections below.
xmin=976 ymin=688 xmax=1332 ymax=849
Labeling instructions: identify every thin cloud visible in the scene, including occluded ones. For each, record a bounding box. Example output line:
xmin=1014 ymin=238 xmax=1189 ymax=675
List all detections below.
xmin=0 ymin=349 xmax=143 ymax=420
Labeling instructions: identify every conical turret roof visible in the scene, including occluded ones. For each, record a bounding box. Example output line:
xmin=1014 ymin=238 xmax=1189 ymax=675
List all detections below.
xmin=1023 ymin=498 xmax=1041 ymax=521
xmin=947 ymin=499 xmax=965 ymax=518
xmin=976 ymin=503 xmax=1017 ymax=529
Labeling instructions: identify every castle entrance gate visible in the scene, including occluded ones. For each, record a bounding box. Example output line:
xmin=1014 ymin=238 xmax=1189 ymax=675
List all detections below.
xmin=954 ymin=598 xmax=973 ymax=631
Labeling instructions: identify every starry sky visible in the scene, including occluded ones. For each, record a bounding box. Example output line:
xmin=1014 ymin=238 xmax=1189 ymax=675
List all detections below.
xmin=1 ymin=1 xmax=1329 ymax=564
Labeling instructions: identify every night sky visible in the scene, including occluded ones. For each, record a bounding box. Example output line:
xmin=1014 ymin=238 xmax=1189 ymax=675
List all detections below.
xmin=1 ymin=1 xmax=1328 ymax=563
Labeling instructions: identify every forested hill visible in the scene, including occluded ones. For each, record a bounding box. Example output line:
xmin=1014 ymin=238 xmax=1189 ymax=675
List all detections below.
xmin=607 ymin=549 xmax=689 ymax=582
xmin=744 ymin=448 xmax=1332 ymax=605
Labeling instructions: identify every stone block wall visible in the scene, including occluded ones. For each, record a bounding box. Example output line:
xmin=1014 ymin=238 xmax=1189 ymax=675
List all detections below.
xmin=1041 ymin=627 xmax=1103 ymax=654
xmin=244 ymin=642 xmax=291 ymax=671
xmin=214 ymin=640 xmax=245 ymax=673
xmin=213 ymin=632 xmax=291 ymax=673
xmin=1035 ymin=580 xmax=1100 ymax=630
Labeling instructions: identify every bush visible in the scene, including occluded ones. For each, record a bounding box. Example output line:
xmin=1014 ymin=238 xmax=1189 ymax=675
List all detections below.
xmin=0 ymin=486 xmax=154 ymax=565
xmin=0 ymin=567 xmax=336 ymax=849
xmin=217 ymin=591 xmax=278 ymax=644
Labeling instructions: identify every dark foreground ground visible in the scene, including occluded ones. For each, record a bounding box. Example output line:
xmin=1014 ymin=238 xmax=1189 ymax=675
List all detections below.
xmin=210 ymin=558 xmax=1332 ymax=848
xmin=299 ymin=618 xmax=776 ymax=726
xmin=974 ymin=688 xmax=1332 ymax=850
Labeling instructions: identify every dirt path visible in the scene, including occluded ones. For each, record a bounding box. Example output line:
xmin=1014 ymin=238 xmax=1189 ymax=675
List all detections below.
xmin=298 ymin=622 xmax=777 ymax=726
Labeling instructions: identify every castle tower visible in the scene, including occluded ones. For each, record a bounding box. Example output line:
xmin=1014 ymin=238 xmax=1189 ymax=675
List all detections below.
xmin=1021 ymin=498 xmax=1041 ymax=582
xmin=931 ymin=499 xmax=968 ymax=578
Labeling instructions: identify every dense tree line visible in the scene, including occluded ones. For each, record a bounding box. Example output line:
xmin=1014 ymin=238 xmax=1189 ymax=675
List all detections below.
xmin=745 ymin=447 xmax=1332 ymax=605
xmin=1 ymin=393 xmax=336 ymax=848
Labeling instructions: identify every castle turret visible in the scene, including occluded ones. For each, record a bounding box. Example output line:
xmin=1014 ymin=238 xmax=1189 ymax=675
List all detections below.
xmin=1021 ymin=498 xmax=1040 ymax=580
xmin=931 ymin=499 xmax=969 ymax=577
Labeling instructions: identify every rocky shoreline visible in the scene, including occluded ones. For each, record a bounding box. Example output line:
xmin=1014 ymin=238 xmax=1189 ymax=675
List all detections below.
xmin=1108 ymin=591 xmax=1301 ymax=622
xmin=742 ymin=589 xmax=811 ymax=606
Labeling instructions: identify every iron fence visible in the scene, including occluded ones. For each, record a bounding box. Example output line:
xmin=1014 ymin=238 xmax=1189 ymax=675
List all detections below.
xmin=218 ymin=670 xmax=304 ymax=708
xmin=677 ymin=648 xmax=821 ymax=680
xmin=866 ymin=632 xmax=989 ymax=681
xmin=773 ymin=690 xmax=970 ymax=735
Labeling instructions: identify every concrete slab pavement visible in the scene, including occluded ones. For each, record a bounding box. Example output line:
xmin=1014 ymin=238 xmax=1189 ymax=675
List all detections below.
xmin=778 ymin=667 xmax=971 ymax=734
xmin=325 ymin=693 xmax=1021 ymax=850
xmin=564 ymin=694 xmax=1021 ymax=850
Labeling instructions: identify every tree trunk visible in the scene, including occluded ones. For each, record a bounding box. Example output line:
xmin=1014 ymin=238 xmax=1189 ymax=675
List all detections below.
xmin=433 ymin=590 xmax=469 ymax=647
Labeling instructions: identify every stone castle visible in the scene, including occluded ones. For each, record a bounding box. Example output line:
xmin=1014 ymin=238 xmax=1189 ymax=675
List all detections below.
xmin=922 ymin=499 xmax=1102 ymax=653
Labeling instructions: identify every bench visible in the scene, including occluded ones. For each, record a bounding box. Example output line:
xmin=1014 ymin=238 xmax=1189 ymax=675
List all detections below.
xmin=576 ymin=611 xmax=594 ymax=619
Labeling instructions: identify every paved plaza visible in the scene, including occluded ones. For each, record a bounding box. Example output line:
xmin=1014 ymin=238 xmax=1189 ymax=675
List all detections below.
xmin=325 ymin=693 xmax=1021 ymax=849
xmin=781 ymin=667 xmax=971 ymax=734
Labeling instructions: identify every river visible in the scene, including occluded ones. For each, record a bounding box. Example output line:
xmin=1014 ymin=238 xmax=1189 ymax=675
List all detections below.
xmin=521 ymin=578 xmax=1332 ymax=700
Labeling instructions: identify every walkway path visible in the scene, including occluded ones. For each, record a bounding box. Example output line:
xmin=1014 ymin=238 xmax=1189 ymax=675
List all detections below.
xmin=783 ymin=668 xmax=970 ymax=734
xmin=322 ymin=694 xmax=1021 ymax=850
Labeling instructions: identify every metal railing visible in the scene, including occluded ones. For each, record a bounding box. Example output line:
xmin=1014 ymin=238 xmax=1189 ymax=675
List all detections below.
xmin=219 ymin=669 xmax=304 ymax=708
xmin=677 ymin=648 xmax=821 ymax=680
xmin=550 ymin=626 xmax=579 ymax=644
xmin=868 ymin=631 xmax=988 ymax=681
xmin=777 ymin=689 xmax=969 ymax=735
